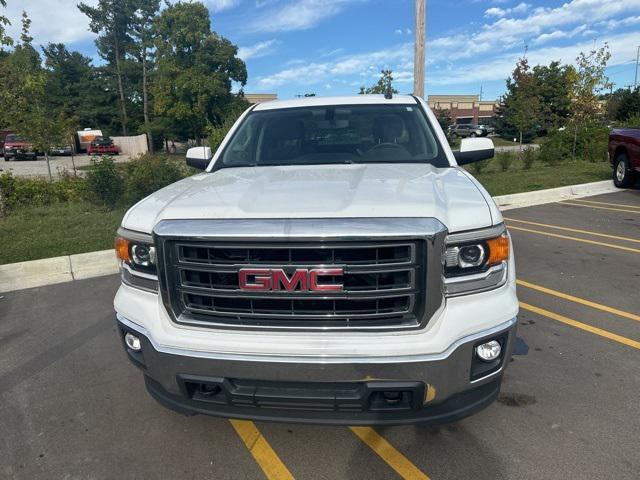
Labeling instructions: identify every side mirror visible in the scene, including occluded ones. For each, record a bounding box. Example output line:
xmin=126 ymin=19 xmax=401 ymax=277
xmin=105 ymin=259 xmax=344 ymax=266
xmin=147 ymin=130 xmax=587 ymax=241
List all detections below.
xmin=454 ymin=138 xmax=494 ymax=165
xmin=186 ymin=146 xmax=213 ymax=170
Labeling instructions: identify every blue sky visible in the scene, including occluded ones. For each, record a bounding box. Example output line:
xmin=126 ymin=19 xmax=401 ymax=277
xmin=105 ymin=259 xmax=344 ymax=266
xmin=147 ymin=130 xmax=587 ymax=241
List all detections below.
xmin=4 ymin=0 xmax=640 ymax=100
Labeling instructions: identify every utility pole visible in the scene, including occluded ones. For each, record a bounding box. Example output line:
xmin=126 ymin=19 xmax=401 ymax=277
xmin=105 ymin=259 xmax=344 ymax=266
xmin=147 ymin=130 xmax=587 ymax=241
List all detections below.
xmin=634 ymin=45 xmax=639 ymax=90
xmin=413 ymin=0 xmax=426 ymax=98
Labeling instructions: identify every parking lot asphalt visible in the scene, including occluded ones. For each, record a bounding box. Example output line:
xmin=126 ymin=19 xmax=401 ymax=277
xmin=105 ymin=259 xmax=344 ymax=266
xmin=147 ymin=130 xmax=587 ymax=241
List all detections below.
xmin=1 ymin=189 xmax=639 ymax=480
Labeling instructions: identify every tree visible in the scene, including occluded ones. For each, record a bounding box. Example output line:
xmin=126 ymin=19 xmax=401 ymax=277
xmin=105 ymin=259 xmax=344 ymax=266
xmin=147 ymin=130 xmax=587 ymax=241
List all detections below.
xmin=152 ymin=2 xmax=247 ymax=144
xmin=0 ymin=15 xmax=67 ymax=180
xmin=359 ymin=70 xmax=398 ymax=95
xmin=610 ymin=88 xmax=640 ymax=121
xmin=131 ymin=0 xmax=160 ymax=152
xmin=0 ymin=0 xmax=12 ymax=51
xmin=568 ymin=44 xmax=611 ymax=159
xmin=79 ymin=0 xmax=138 ymax=136
xmin=433 ymin=107 xmax=453 ymax=144
xmin=499 ymin=54 xmax=541 ymax=149
xmin=19 ymin=10 xmax=32 ymax=45
xmin=531 ymin=61 xmax=575 ymax=131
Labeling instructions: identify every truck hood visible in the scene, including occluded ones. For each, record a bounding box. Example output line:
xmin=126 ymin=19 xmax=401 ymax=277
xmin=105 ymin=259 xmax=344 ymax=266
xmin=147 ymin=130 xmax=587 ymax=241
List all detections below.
xmin=122 ymin=163 xmax=499 ymax=234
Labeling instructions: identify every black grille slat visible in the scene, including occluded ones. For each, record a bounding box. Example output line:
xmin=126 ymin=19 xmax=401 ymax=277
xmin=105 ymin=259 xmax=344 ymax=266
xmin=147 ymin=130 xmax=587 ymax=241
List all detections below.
xmin=165 ymin=240 xmax=424 ymax=329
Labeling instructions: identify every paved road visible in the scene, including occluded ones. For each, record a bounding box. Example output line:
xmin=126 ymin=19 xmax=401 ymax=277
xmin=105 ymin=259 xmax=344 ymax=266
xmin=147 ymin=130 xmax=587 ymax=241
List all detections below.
xmin=1 ymin=190 xmax=639 ymax=479
xmin=0 ymin=154 xmax=131 ymax=179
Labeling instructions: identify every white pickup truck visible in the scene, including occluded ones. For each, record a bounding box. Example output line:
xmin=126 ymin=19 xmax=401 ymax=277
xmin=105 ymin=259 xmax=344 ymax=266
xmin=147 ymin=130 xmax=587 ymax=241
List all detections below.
xmin=114 ymin=94 xmax=518 ymax=425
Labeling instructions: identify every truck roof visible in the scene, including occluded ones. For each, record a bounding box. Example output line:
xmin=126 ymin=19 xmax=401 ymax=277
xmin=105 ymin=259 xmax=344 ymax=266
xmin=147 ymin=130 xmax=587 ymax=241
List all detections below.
xmin=252 ymin=94 xmax=418 ymax=111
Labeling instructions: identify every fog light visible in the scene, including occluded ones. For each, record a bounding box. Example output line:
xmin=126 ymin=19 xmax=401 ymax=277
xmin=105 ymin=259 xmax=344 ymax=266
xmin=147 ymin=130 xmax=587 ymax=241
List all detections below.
xmin=476 ymin=340 xmax=501 ymax=361
xmin=125 ymin=332 xmax=142 ymax=351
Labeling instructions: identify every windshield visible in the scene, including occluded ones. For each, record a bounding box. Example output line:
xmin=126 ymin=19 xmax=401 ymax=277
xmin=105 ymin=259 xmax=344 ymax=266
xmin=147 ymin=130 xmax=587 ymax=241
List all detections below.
xmin=220 ymin=104 xmax=448 ymax=168
xmin=5 ymin=135 xmax=25 ymax=142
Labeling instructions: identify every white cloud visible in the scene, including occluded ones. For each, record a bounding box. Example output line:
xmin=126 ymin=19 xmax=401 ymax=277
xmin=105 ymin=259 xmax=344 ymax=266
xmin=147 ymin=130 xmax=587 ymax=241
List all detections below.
xmin=238 ymin=39 xmax=279 ymax=60
xmin=485 ymin=7 xmax=506 ymax=18
xmin=256 ymin=42 xmax=413 ymax=88
xmin=205 ymin=0 xmax=240 ymax=12
xmin=394 ymin=29 xmax=403 ymax=35
xmin=428 ymin=31 xmax=640 ymax=85
xmin=4 ymin=0 xmax=98 ymax=46
xmin=320 ymin=48 xmax=345 ymax=57
xmin=247 ymin=0 xmax=367 ymax=33
xmin=484 ymin=2 xmax=529 ymax=18
xmin=597 ymin=15 xmax=640 ymax=30
xmin=439 ymin=0 xmax=640 ymax=62
xmin=533 ymin=24 xmax=590 ymax=45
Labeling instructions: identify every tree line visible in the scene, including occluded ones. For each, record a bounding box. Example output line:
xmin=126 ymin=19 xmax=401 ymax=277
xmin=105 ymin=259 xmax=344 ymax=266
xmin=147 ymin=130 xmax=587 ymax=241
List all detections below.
xmin=0 ymin=0 xmax=248 ymax=158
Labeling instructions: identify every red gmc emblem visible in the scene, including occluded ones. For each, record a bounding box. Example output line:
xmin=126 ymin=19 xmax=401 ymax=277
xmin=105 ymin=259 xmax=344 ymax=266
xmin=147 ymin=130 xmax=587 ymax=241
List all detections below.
xmin=238 ymin=268 xmax=344 ymax=292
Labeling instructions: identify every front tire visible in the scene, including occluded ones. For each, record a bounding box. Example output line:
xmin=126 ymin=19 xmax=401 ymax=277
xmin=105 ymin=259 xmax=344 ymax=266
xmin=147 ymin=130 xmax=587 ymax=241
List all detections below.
xmin=613 ymin=153 xmax=636 ymax=188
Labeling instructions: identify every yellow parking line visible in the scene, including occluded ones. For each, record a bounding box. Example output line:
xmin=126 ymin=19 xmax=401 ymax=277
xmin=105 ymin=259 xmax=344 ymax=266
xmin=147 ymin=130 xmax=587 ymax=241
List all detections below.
xmin=505 ymin=218 xmax=640 ymax=244
xmin=569 ymin=199 xmax=640 ymax=210
xmin=559 ymin=201 xmax=640 ymax=214
xmin=517 ymin=279 xmax=640 ymax=323
xmin=230 ymin=419 xmax=295 ymax=480
xmin=520 ymin=302 xmax=640 ymax=351
xmin=350 ymin=427 xmax=430 ymax=480
xmin=508 ymin=225 xmax=640 ymax=254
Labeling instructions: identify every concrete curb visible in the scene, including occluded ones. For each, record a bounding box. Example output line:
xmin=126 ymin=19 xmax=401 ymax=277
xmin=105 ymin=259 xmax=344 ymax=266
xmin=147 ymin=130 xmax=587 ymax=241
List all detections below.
xmin=0 ymin=179 xmax=619 ymax=293
xmin=0 ymin=249 xmax=118 ymax=293
xmin=493 ymin=180 xmax=617 ymax=211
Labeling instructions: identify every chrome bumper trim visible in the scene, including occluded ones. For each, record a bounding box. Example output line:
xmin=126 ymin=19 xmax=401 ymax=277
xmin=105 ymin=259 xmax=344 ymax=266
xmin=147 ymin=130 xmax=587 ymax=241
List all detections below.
xmin=116 ymin=313 xmax=517 ymax=365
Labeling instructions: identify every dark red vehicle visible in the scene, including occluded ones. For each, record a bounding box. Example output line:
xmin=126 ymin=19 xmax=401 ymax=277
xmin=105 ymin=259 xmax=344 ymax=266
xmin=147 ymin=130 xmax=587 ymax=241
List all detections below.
xmin=609 ymin=128 xmax=640 ymax=188
xmin=2 ymin=133 xmax=38 ymax=161
xmin=0 ymin=129 xmax=11 ymax=154
xmin=87 ymin=136 xmax=119 ymax=156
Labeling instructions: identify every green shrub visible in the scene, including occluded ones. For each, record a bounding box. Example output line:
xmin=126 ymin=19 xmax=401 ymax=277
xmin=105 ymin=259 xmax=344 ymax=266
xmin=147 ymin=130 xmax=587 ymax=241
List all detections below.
xmin=469 ymin=159 xmax=489 ymax=175
xmin=577 ymin=124 xmax=609 ymax=163
xmin=521 ymin=147 xmax=537 ymax=170
xmin=539 ymin=123 xmax=609 ymax=165
xmin=124 ymin=154 xmax=187 ymax=203
xmin=496 ymin=151 xmax=515 ymax=172
xmin=538 ymin=129 xmax=572 ymax=166
xmin=623 ymin=116 xmax=640 ymax=127
xmin=85 ymin=156 xmax=124 ymax=209
xmin=0 ymin=171 xmax=85 ymax=213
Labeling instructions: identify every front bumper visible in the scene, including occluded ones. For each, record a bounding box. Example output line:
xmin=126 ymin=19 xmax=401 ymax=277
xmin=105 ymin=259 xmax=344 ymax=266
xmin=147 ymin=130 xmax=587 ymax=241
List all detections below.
xmin=5 ymin=149 xmax=37 ymax=159
xmin=117 ymin=314 xmax=517 ymax=425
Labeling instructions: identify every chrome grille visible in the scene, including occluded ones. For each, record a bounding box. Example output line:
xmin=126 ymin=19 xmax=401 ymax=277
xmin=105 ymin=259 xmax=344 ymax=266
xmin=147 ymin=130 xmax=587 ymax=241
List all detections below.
xmin=161 ymin=241 xmax=426 ymax=329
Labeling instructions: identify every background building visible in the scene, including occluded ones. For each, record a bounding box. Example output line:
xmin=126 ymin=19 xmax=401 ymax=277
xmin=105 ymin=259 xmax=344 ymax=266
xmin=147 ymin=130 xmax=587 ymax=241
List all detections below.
xmin=427 ymin=95 xmax=499 ymax=126
xmin=244 ymin=93 xmax=278 ymax=104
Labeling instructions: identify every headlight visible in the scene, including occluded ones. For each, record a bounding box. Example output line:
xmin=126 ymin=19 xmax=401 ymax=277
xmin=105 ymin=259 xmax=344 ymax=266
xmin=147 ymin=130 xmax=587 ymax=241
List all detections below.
xmin=443 ymin=225 xmax=510 ymax=296
xmin=115 ymin=229 xmax=158 ymax=292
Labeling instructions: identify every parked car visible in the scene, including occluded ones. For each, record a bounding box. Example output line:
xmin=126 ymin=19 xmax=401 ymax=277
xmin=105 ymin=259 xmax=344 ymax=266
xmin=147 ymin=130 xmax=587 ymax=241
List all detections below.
xmin=451 ymin=124 xmax=489 ymax=138
xmin=2 ymin=134 xmax=37 ymax=161
xmin=87 ymin=136 xmax=119 ymax=155
xmin=609 ymin=127 xmax=639 ymax=188
xmin=478 ymin=124 xmax=496 ymax=136
xmin=50 ymin=145 xmax=74 ymax=156
xmin=114 ymin=94 xmax=517 ymax=426
xmin=0 ymin=129 xmax=12 ymax=155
